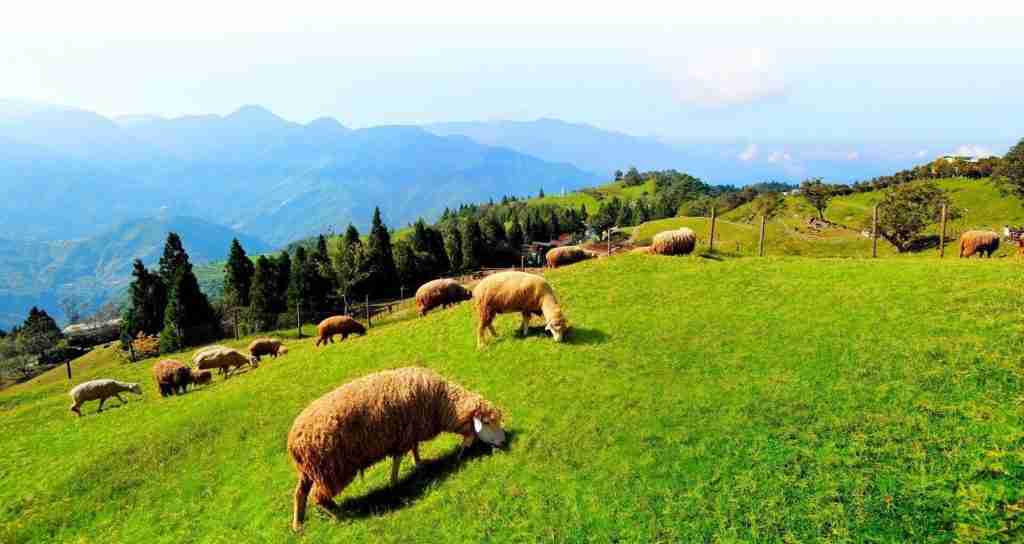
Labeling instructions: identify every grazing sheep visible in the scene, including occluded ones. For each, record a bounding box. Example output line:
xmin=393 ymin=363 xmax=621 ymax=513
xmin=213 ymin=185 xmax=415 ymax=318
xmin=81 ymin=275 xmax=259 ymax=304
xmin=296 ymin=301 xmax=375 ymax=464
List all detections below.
xmin=415 ymin=279 xmax=472 ymax=316
xmin=315 ymin=316 xmax=366 ymax=347
xmin=278 ymin=345 xmax=289 ymax=356
xmin=287 ymin=366 xmax=506 ymax=531
xmin=152 ymin=359 xmax=194 ymax=396
xmin=472 ymin=270 xmax=567 ymax=347
xmin=192 ymin=345 xmax=231 ymax=376
xmin=630 ymin=246 xmax=653 ymax=255
xmin=248 ymin=337 xmax=285 ymax=362
xmin=650 ymin=227 xmax=697 ymax=256
xmin=69 ymin=379 xmax=142 ymax=416
xmin=194 ymin=346 xmax=255 ymax=378
xmin=959 ymin=230 xmax=1000 ymax=258
xmin=545 ymin=245 xmax=599 ymax=268
xmin=191 ymin=369 xmax=212 ymax=387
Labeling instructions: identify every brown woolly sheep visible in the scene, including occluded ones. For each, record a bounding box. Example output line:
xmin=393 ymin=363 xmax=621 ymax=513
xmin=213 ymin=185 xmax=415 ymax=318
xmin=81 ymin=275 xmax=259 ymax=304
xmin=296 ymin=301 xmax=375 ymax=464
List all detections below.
xmin=650 ymin=227 xmax=697 ymax=256
xmin=191 ymin=369 xmax=212 ymax=386
xmin=194 ymin=346 xmax=254 ymax=378
xmin=959 ymin=230 xmax=1000 ymax=258
xmin=248 ymin=337 xmax=285 ymax=362
xmin=472 ymin=270 xmax=567 ymax=347
xmin=287 ymin=366 xmax=505 ymax=531
xmin=315 ymin=315 xmax=366 ymax=347
xmin=415 ymin=278 xmax=472 ymax=316
xmin=152 ymin=359 xmax=194 ymax=396
xmin=545 ymin=245 xmax=599 ymax=268
xmin=630 ymin=246 xmax=653 ymax=255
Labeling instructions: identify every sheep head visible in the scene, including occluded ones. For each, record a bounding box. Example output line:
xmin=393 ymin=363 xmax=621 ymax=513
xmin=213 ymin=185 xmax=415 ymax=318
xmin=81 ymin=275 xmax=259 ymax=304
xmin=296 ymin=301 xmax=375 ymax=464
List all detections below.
xmin=545 ymin=316 xmax=568 ymax=342
xmin=472 ymin=400 xmax=506 ymax=447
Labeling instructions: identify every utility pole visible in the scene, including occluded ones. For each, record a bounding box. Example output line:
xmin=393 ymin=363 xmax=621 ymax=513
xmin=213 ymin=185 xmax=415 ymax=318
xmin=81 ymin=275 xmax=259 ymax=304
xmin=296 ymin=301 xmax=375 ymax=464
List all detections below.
xmin=871 ymin=205 xmax=879 ymax=258
xmin=709 ymin=207 xmax=717 ymax=252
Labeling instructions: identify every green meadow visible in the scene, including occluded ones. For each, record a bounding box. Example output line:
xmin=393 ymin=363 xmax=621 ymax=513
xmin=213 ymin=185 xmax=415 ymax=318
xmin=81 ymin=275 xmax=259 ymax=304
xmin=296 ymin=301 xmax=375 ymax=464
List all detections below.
xmin=4 ymin=254 xmax=1024 ymax=542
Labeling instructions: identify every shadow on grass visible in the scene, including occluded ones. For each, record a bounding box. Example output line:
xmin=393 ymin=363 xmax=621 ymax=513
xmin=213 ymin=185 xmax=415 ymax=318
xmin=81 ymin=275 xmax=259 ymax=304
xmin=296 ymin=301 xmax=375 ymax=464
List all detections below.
xmin=521 ymin=325 xmax=610 ymax=345
xmin=337 ymin=430 xmax=517 ymax=518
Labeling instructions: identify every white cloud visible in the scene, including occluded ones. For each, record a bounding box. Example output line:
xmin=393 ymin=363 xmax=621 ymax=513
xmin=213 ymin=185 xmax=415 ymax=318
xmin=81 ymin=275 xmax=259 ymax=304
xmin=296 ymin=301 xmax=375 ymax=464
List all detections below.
xmin=953 ymin=144 xmax=995 ymax=158
xmin=767 ymin=151 xmax=792 ymax=163
xmin=670 ymin=48 xmax=788 ymax=108
xmin=916 ymin=149 xmax=928 ymax=158
xmin=846 ymin=151 xmax=860 ymax=160
xmin=738 ymin=143 xmax=759 ymax=161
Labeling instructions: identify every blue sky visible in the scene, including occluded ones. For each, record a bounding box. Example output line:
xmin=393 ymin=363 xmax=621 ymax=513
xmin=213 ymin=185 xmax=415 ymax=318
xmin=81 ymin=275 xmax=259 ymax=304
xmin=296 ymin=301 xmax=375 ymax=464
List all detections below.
xmin=2 ymin=15 xmax=1021 ymax=153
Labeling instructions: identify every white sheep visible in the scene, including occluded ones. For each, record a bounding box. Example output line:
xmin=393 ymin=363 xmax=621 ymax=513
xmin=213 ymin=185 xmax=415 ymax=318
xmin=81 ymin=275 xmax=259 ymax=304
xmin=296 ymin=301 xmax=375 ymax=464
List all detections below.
xmin=69 ymin=379 xmax=142 ymax=416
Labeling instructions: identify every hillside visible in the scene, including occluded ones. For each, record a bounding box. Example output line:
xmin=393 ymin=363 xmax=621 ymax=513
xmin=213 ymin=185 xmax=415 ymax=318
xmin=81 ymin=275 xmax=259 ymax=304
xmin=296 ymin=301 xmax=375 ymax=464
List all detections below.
xmin=4 ymin=256 xmax=1024 ymax=541
xmin=0 ymin=216 xmax=269 ymax=328
xmin=0 ymin=104 xmax=599 ymax=246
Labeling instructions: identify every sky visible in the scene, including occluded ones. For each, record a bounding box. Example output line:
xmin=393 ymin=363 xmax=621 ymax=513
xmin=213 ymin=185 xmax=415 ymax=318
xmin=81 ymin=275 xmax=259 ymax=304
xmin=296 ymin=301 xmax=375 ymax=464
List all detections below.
xmin=2 ymin=3 xmax=1022 ymax=151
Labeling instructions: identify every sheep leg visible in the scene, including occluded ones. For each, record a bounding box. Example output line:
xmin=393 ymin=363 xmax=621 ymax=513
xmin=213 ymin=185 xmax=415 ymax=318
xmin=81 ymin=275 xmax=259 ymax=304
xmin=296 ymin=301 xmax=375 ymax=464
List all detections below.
xmin=458 ymin=434 xmax=476 ymax=458
xmin=520 ymin=312 xmax=531 ymax=337
xmin=390 ymin=455 xmax=402 ymax=486
xmin=292 ymin=474 xmax=313 ymax=532
xmin=115 ymin=394 xmax=126 ymax=405
xmin=70 ymin=402 xmax=81 ymax=416
xmin=97 ymin=397 xmax=107 ymax=412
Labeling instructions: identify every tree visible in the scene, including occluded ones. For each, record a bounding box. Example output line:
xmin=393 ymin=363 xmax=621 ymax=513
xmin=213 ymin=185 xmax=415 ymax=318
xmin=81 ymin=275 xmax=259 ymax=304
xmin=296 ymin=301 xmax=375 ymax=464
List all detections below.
xmin=623 ymin=166 xmax=643 ymax=186
xmin=507 ymin=220 xmax=525 ymax=248
xmin=751 ymin=192 xmax=785 ymax=220
xmin=393 ymin=241 xmax=420 ymax=294
xmin=248 ymin=256 xmax=277 ymax=331
xmin=461 ymin=218 xmax=485 ymax=271
xmin=273 ymin=251 xmax=292 ymax=313
xmin=614 ymin=169 xmax=623 ymax=181
xmin=158 ymin=234 xmax=215 ymax=350
xmin=365 ymin=208 xmax=398 ymax=297
xmin=333 ymin=232 xmax=369 ymax=303
xmin=874 ymin=182 xmax=959 ymax=253
xmin=287 ymin=247 xmax=315 ymax=333
xmin=800 ymin=178 xmax=834 ymax=220
xmin=538 ymin=187 xmax=545 ymax=198
xmin=16 ymin=307 xmax=62 ymax=358
xmin=995 ymin=138 xmax=1024 ymax=198
xmin=223 ymin=239 xmax=255 ymax=310
xmin=126 ymin=259 xmax=166 ymax=336
xmin=443 ymin=223 xmax=463 ymax=273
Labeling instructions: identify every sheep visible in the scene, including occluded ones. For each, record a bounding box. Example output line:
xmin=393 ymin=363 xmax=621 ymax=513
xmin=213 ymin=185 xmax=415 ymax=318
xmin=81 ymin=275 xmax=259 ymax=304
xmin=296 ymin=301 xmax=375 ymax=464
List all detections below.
xmin=415 ymin=278 xmax=472 ymax=316
xmin=194 ymin=346 xmax=255 ymax=378
xmin=191 ymin=345 xmax=232 ymax=376
xmin=472 ymin=270 xmax=567 ymax=347
xmin=152 ymin=359 xmax=194 ymax=396
xmin=959 ymin=230 xmax=1000 ymax=258
xmin=287 ymin=366 xmax=505 ymax=531
xmin=630 ymin=246 xmax=653 ymax=255
xmin=315 ymin=316 xmax=366 ymax=347
xmin=191 ymin=369 xmax=212 ymax=387
xmin=248 ymin=337 xmax=285 ymax=362
xmin=650 ymin=227 xmax=697 ymax=256
xmin=69 ymin=379 xmax=142 ymax=416
xmin=545 ymin=245 xmax=599 ymax=268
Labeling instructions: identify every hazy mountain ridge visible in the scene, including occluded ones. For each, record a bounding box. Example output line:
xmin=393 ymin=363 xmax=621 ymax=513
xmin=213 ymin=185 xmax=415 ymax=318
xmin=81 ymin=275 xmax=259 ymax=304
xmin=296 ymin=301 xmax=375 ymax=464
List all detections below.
xmin=0 ymin=216 xmax=269 ymax=329
xmin=0 ymin=103 xmax=600 ymax=246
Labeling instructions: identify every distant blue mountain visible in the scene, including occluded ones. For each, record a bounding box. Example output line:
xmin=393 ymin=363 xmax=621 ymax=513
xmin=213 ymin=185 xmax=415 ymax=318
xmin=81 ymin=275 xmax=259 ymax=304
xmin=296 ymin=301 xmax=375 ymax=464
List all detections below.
xmin=0 ymin=104 xmax=600 ymax=245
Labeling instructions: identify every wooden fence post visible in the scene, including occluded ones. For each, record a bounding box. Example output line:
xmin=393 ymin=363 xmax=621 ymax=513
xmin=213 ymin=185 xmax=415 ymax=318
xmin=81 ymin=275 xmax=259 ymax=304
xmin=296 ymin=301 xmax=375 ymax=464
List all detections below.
xmin=233 ymin=307 xmax=240 ymax=340
xmin=758 ymin=215 xmax=767 ymax=257
xmin=871 ymin=204 xmax=879 ymax=258
xmin=939 ymin=204 xmax=948 ymax=258
xmin=709 ymin=207 xmax=717 ymax=252
xmin=296 ymin=305 xmax=302 ymax=338
xmin=65 ymin=360 xmax=72 ymax=381
xmin=365 ymin=294 xmax=370 ymax=328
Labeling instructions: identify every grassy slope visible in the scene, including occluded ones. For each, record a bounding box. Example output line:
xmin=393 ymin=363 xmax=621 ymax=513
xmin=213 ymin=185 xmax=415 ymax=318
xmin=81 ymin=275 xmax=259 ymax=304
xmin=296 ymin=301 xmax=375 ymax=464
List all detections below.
xmin=633 ymin=178 xmax=1024 ymax=258
xmin=4 ymin=255 xmax=1024 ymax=542
xmin=530 ymin=179 xmax=654 ymax=212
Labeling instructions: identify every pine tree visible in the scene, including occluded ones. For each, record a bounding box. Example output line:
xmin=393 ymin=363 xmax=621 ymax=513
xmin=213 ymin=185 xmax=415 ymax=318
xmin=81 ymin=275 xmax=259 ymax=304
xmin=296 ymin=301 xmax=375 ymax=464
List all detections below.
xmin=127 ymin=259 xmax=166 ymax=336
xmin=158 ymin=234 xmax=214 ymax=350
xmin=273 ymin=251 xmax=292 ymax=313
xmin=16 ymin=307 xmax=62 ymax=356
xmin=223 ymin=239 xmax=254 ymax=310
xmin=365 ymin=207 xmax=397 ymax=297
xmin=443 ymin=223 xmax=463 ymax=273
xmin=394 ymin=241 xmax=419 ymax=292
xmin=507 ymin=220 xmax=525 ymax=248
xmin=461 ymin=218 xmax=484 ymax=271
xmin=539 ymin=187 xmax=545 ymax=198
xmin=249 ymin=256 xmax=277 ymax=331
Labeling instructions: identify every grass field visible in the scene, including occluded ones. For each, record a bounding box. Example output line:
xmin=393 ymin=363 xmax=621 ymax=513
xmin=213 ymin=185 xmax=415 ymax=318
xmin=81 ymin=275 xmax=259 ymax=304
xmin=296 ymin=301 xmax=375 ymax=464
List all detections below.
xmin=4 ymin=255 xmax=1024 ymax=542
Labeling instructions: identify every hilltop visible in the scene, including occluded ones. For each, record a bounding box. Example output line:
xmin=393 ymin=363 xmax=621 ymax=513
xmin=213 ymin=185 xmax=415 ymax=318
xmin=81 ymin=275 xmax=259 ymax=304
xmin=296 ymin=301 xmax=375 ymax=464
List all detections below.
xmin=3 ymin=255 xmax=1023 ymax=541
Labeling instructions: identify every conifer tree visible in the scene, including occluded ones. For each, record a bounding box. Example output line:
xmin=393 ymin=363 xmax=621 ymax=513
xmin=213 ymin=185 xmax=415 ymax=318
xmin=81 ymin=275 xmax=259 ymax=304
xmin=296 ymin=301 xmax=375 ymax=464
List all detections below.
xmin=223 ymin=239 xmax=254 ymax=311
xmin=443 ymin=222 xmax=463 ymax=273
xmin=248 ymin=256 xmax=277 ymax=331
xmin=365 ymin=207 xmax=397 ymax=297
xmin=461 ymin=218 xmax=484 ymax=271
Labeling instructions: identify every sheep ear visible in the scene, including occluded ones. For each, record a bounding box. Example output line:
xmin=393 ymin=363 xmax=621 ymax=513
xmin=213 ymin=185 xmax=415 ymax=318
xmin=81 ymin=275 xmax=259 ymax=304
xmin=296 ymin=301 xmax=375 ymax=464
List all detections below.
xmin=473 ymin=417 xmax=483 ymax=433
